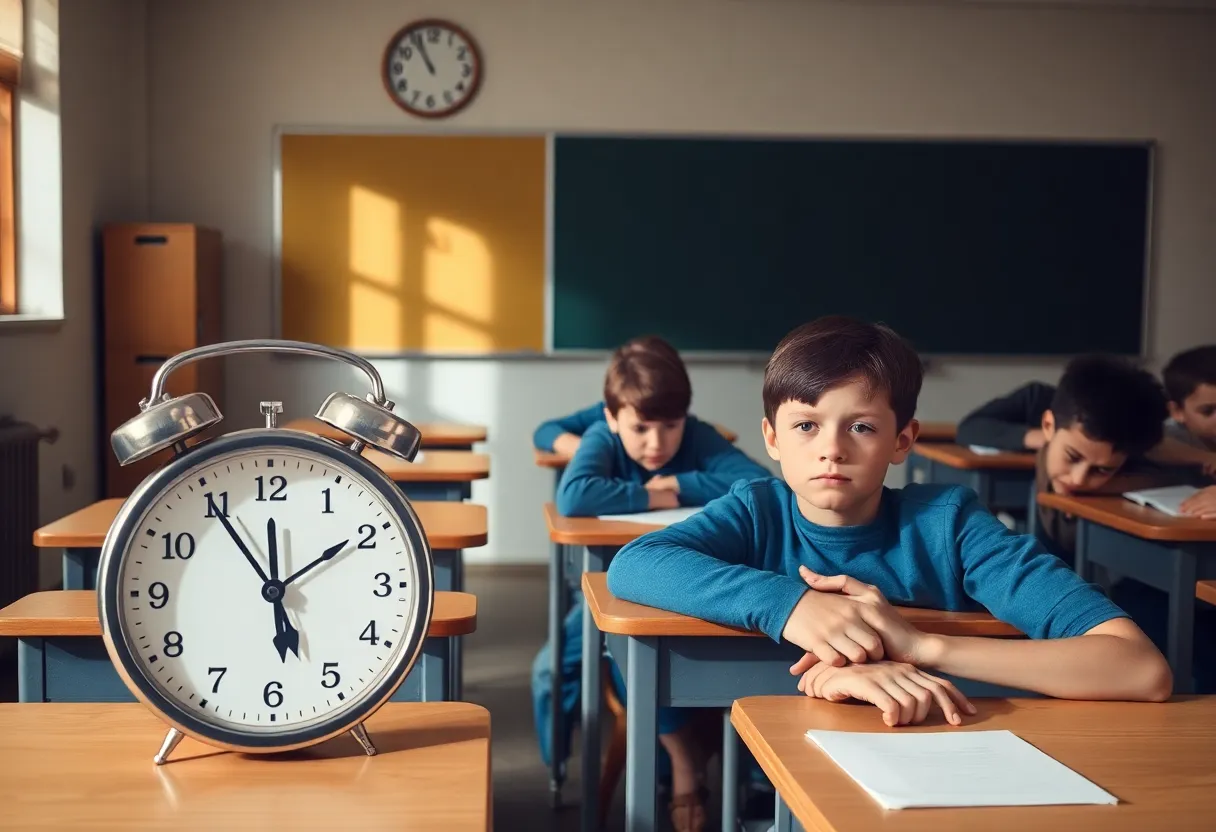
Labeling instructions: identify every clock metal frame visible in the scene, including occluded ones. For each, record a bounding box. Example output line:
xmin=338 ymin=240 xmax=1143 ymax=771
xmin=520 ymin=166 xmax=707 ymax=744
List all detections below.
xmin=98 ymin=428 xmax=435 ymax=756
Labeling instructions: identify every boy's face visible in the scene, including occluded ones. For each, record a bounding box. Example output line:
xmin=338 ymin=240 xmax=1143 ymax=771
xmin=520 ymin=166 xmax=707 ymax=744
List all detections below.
xmin=605 ymin=405 xmax=686 ymax=471
xmin=761 ymin=377 xmax=917 ymax=526
xmin=1040 ymin=410 xmax=1126 ymax=495
xmin=1168 ymin=383 xmax=1216 ymax=445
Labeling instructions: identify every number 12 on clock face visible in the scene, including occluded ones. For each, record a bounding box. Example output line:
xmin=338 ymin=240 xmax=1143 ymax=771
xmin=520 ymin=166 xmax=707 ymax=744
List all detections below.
xmin=115 ymin=447 xmax=424 ymax=731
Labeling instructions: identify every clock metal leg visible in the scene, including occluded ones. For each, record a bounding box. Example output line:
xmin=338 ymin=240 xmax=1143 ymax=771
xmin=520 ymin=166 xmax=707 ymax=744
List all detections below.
xmin=153 ymin=727 xmax=185 ymax=765
xmin=350 ymin=722 xmax=378 ymax=756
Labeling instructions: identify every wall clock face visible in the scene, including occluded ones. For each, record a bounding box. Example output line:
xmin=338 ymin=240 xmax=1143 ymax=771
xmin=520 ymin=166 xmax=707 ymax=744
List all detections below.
xmin=99 ymin=430 xmax=433 ymax=751
xmin=383 ymin=19 xmax=482 ymax=118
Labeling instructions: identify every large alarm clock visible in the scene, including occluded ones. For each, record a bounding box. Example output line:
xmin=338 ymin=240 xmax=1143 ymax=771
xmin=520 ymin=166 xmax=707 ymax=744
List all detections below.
xmin=98 ymin=340 xmax=434 ymax=764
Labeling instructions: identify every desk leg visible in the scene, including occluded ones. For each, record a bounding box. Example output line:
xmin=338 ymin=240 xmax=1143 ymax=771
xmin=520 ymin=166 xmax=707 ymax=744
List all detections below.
xmin=1168 ymin=547 xmax=1198 ymax=694
xmin=452 ymin=549 xmax=465 ymax=701
xmin=721 ymin=709 xmax=738 ymax=832
xmin=625 ymin=636 xmax=659 ymax=832
xmin=17 ymin=637 xmax=45 ymax=703
xmin=1075 ymin=519 xmax=1091 ymax=582
xmin=63 ymin=548 xmax=94 ymax=590
xmin=970 ymin=470 xmax=994 ymax=510
xmin=549 ymin=538 xmax=568 ymax=806
xmin=421 ymin=637 xmax=448 ymax=702
xmin=774 ymin=791 xmax=796 ymax=832
xmin=581 ymin=583 xmax=604 ymax=832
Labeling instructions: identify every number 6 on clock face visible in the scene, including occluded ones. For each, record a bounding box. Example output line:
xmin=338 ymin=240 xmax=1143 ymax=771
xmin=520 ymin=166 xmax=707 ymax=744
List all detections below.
xmin=98 ymin=430 xmax=434 ymax=752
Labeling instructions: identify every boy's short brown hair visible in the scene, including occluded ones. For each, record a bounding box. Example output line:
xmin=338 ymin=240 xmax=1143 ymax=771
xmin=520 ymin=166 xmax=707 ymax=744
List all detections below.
xmin=763 ymin=316 xmax=923 ymax=429
xmin=1163 ymin=345 xmax=1216 ymax=405
xmin=604 ymin=335 xmax=692 ymax=420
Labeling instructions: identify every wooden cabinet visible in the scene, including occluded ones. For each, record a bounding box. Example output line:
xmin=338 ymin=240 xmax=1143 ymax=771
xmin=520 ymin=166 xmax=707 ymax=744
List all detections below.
xmin=101 ymin=224 xmax=223 ymax=498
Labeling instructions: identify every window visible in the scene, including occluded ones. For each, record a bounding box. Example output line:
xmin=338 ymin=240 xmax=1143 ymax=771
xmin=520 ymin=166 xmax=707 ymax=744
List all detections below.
xmin=0 ymin=0 xmax=19 ymax=315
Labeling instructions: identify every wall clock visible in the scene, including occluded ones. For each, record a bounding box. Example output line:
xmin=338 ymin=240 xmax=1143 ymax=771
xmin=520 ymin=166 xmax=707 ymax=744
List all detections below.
xmin=382 ymin=19 xmax=482 ymax=118
xmin=98 ymin=339 xmax=434 ymax=764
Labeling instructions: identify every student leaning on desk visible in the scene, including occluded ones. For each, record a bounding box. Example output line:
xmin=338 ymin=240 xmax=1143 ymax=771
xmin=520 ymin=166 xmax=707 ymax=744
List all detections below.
xmin=956 ymin=355 xmax=1181 ymax=559
xmin=1158 ymin=345 xmax=1216 ymax=518
xmin=607 ymin=316 xmax=1171 ymax=830
xmin=528 ymin=336 xmax=769 ymax=796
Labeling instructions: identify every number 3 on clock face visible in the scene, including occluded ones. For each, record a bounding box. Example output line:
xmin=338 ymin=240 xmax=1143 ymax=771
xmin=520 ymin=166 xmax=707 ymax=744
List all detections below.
xmin=382 ymin=19 xmax=482 ymax=118
xmin=107 ymin=443 xmax=428 ymax=737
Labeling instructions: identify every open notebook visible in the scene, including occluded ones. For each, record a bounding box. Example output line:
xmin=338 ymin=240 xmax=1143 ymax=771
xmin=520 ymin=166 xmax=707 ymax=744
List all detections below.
xmin=805 ymin=729 xmax=1117 ymax=810
xmin=1123 ymin=485 xmax=1200 ymax=518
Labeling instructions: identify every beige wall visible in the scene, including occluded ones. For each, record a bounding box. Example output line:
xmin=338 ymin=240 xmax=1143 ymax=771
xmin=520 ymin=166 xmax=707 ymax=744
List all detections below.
xmin=7 ymin=0 xmax=1212 ymax=566
xmin=0 ymin=0 xmax=147 ymax=584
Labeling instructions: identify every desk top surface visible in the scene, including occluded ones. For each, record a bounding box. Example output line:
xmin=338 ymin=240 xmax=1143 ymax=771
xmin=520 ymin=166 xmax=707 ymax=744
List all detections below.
xmin=285 ymin=417 xmax=487 ymax=448
xmin=0 ymin=701 xmax=491 ymax=830
xmin=1037 ymin=493 xmax=1216 ymax=543
xmin=911 ymin=442 xmax=1037 ymax=471
xmin=916 ymin=422 xmax=957 ymax=442
xmin=34 ymin=499 xmax=488 ymax=550
xmin=582 ymin=572 xmax=1022 ymax=638
xmin=0 ymin=589 xmax=477 ymax=638
xmin=1197 ymin=581 xmax=1216 ymax=606
xmin=731 ymin=694 xmax=1216 ymax=832
xmin=362 ymin=448 xmax=490 ymax=482
xmin=542 ymin=502 xmax=670 ymax=547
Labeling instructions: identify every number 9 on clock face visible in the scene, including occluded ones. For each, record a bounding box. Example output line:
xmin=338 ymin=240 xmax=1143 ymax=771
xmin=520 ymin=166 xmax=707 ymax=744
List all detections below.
xmin=98 ymin=433 xmax=433 ymax=748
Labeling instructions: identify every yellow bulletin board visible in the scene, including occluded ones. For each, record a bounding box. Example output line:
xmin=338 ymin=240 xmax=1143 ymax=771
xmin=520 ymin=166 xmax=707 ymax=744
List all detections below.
xmin=279 ymin=133 xmax=547 ymax=354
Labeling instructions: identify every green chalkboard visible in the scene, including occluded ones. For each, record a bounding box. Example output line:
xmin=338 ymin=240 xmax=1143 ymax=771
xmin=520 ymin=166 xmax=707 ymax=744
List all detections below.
xmin=551 ymin=136 xmax=1150 ymax=355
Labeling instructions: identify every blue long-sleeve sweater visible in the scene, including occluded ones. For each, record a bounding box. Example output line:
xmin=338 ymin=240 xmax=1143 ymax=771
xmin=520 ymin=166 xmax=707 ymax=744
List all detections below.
xmin=607 ymin=478 xmax=1125 ymax=642
xmin=554 ymin=418 xmax=771 ymax=516
xmin=532 ymin=402 xmax=606 ymax=452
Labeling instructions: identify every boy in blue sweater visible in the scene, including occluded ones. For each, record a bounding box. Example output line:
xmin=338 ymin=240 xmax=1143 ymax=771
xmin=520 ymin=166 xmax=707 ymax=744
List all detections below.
xmin=532 ymin=335 xmax=770 ymax=783
xmin=608 ymin=316 xmax=1171 ymax=821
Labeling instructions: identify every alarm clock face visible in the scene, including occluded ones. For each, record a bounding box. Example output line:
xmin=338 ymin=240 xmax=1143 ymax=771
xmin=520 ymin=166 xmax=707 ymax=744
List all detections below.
xmin=99 ymin=431 xmax=432 ymax=749
xmin=382 ymin=19 xmax=482 ymax=118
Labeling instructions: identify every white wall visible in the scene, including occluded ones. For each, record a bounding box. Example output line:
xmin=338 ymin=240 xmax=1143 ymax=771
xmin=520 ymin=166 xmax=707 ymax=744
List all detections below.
xmin=0 ymin=0 xmax=147 ymax=584
xmin=141 ymin=0 xmax=1216 ymax=563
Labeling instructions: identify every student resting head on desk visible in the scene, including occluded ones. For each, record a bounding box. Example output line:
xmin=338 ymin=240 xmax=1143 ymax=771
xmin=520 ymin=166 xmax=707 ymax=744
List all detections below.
xmin=1160 ymin=345 xmax=1216 ymax=519
xmin=530 ymin=335 xmax=770 ymax=802
xmin=607 ymin=316 xmax=1171 ymax=830
xmin=955 ymin=355 xmax=1177 ymax=557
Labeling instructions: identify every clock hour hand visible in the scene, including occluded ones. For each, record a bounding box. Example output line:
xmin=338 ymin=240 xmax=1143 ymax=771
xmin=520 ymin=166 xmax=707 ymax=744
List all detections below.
xmin=271 ymin=599 xmax=300 ymax=662
xmin=213 ymin=510 xmax=269 ymax=583
xmin=413 ymin=32 xmax=436 ymax=75
xmin=282 ymin=539 xmax=350 ymax=586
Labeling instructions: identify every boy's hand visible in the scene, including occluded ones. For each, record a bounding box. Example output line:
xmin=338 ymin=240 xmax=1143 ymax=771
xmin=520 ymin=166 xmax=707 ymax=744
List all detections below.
xmin=781 ymin=566 xmax=894 ymax=666
xmin=646 ymin=487 xmax=680 ymax=510
xmin=644 ymin=475 xmax=680 ymax=493
xmin=785 ymin=566 xmax=927 ymax=670
xmin=1181 ymin=485 xmax=1216 ymax=520
xmin=798 ymin=661 xmax=976 ymax=727
xmin=552 ymin=433 xmax=581 ymax=457
xmin=1023 ymin=428 xmax=1046 ymax=450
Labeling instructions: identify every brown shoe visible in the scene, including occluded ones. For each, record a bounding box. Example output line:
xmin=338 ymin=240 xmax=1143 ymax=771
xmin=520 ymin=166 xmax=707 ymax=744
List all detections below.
xmin=668 ymin=787 xmax=708 ymax=832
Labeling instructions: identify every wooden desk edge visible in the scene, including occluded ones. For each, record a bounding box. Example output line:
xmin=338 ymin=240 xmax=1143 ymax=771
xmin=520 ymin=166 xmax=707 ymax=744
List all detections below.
xmin=583 ymin=574 xmax=1023 ymax=638
xmin=730 ymin=699 xmax=830 ymax=832
xmin=912 ymin=442 xmax=1036 ymax=470
xmin=542 ymin=502 xmax=664 ymax=547
xmin=0 ymin=590 xmax=478 ymax=638
xmin=1037 ymin=493 xmax=1216 ymax=542
xmin=1196 ymin=580 xmax=1216 ymax=607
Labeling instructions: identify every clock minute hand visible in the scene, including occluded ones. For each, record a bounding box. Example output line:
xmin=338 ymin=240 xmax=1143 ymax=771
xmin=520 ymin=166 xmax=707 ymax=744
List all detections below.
xmin=283 ymin=539 xmax=350 ymax=587
xmin=213 ymin=510 xmax=268 ymax=583
xmin=413 ymin=32 xmax=436 ymax=75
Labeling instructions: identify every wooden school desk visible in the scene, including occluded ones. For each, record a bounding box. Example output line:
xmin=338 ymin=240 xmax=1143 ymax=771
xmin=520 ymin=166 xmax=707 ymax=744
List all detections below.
xmin=916 ymin=421 xmax=957 ymax=443
xmin=583 ymin=572 xmax=1023 ymax=832
xmin=1038 ymin=492 xmax=1216 ymax=692
xmin=0 ymin=701 xmax=492 ymax=831
xmin=0 ymin=590 xmax=476 ymax=704
xmin=285 ymin=416 xmax=488 ymax=450
xmin=906 ymin=442 xmax=1036 ymax=519
xmin=542 ymin=502 xmax=671 ymax=806
xmin=34 ymin=498 xmax=486 ymax=699
xmin=361 ymin=448 xmax=490 ymax=502
xmin=731 ymin=695 xmax=1216 ymax=832
xmin=1198 ymin=580 xmax=1216 ymax=607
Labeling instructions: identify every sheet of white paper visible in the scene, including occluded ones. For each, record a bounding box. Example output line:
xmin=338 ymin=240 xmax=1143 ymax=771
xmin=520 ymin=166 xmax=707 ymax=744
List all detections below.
xmin=805 ymin=729 xmax=1117 ymax=810
xmin=597 ymin=507 xmax=703 ymax=527
xmin=968 ymin=445 xmax=1004 ymax=455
